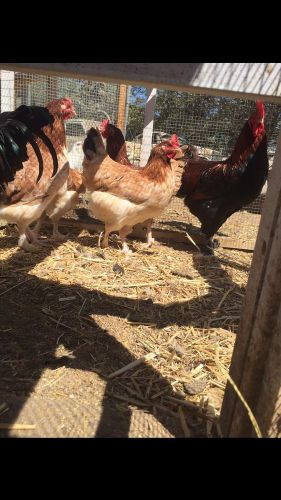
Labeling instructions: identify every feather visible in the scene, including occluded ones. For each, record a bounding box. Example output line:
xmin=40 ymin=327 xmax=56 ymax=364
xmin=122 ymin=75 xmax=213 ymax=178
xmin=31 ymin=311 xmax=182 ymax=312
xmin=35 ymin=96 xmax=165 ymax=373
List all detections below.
xmin=34 ymin=129 xmax=58 ymax=177
xmin=0 ymin=105 xmax=58 ymax=188
xmin=180 ymin=102 xmax=269 ymax=243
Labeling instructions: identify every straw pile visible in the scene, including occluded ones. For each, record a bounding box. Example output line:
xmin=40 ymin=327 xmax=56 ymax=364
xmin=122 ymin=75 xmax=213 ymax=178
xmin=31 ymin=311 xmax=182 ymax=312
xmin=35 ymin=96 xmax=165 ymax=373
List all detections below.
xmin=0 ymin=207 xmax=253 ymax=437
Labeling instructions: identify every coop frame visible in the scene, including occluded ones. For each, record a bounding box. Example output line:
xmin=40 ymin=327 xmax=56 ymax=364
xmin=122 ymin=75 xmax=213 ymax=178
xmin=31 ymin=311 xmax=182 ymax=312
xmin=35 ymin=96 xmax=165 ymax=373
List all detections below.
xmin=1 ymin=62 xmax=281 ymax=438
xmin=1 ymin=68 xmax=279 ymax=252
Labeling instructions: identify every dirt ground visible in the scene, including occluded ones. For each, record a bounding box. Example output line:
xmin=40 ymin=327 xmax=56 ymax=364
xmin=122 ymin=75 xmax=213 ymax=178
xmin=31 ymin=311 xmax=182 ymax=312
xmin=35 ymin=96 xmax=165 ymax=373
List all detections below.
xmin=0 ymin=199 xmax=254 ymax=438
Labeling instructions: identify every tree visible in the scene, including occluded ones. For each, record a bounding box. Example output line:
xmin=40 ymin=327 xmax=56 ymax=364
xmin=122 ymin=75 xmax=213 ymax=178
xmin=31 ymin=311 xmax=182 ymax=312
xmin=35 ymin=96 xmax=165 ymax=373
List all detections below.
xmin=13 ymin=75 xmax=281 ymax=156
xmin=14 ymin=74 xmax=120 ymax=124
xmin=125 ymin=87 xmax=146 ymax=140
xmin=126 ymin=86 xmax=281 ymax=156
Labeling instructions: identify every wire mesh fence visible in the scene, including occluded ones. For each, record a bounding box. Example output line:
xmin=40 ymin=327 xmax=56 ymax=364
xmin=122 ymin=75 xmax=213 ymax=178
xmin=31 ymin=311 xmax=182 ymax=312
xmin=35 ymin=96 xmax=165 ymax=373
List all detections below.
xmin=1 ymin=70 xmax=280 ymax=249
xmin=126 ymin=88 xmax=281 ymax=247
xmin=7 ymin=72 xmax=126 ymax=169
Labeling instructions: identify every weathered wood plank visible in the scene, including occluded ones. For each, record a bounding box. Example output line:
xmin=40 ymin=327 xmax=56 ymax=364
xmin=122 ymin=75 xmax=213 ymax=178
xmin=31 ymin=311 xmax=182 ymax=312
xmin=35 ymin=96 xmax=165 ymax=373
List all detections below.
xmin=220 ymin=129 xmax=281 ymax=437
xmin=1 ymin=63 xmax=281 ymax=103
xmin=140 ymin=88 xmax=157 ymax=167
xmin=218 ymin=239 xmax=255 ymax=252
xmin=41 ymin=216 xmax=255 ymax=251
xmin=116 ymin=84 xmax=127 ymax=135
xmin=43 ymin=217 xmax=207 ymax=246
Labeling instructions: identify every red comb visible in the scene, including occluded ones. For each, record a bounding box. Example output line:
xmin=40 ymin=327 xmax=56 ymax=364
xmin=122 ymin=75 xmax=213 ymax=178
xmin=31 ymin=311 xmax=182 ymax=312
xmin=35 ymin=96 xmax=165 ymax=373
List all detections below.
xmin=170 ymin=134 xmax=180 ymax=148
xmin=100 ymin=118 xmax=110 ymax=129
xmin=256 ymin=101 xmax=265 ymax=117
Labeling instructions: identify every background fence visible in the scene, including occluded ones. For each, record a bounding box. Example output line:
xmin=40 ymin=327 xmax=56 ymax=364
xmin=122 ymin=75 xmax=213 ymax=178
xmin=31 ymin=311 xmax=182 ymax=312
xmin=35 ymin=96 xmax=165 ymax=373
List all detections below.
xmin=1 ymin=70 xmax=281 ymax=248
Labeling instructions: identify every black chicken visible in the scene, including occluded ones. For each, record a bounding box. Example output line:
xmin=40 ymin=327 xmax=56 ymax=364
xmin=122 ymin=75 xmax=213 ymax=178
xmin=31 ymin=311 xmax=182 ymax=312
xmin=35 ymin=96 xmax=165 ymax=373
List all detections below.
xmin=0 ymin=104 xmax=58 ymax=190
xmin=178 ymin=101 xmax=269 ymax=253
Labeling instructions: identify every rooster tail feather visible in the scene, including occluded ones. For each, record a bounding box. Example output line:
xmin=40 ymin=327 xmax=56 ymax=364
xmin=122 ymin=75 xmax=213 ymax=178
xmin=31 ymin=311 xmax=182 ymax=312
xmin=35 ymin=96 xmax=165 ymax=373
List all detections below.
xmin=2 ymin=129 xmax=22 ymax=159
xmin=34 ymin=129 xmax=58 ymax=177
xmin=16 ymin=128 xmax=44 ymax=183
xmin=6 ymin=118 xmax=58 ymax=178
xmin=0 ymin=143 xmax=12 ymax=184
xmin=4 ymin=105 xmax=55 ymax=131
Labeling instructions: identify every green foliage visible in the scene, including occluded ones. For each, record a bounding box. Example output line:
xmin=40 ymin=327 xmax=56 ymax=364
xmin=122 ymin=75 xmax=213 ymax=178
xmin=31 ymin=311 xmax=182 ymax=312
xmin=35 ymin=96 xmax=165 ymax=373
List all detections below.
xmin=126 ymin=87 xmax=147 ymax=140
xmin=126 ymin=86 xmax=281 ymax=155
xmin=58 ymin=79 xmax=119 ymax=122
xmin=14 ymin=75 xmax=281 ymax=155
xmin=15 ymin=74 xmax=120 ymax=124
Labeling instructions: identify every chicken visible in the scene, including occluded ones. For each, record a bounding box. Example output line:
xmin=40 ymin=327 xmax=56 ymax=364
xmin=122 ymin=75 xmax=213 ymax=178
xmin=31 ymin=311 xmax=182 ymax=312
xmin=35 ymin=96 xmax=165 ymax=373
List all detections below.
xmin=30 ymin=99 xmax=85 ymax=243
xmin=82 ymin=127 xmax=184 ymax=254
xmin=0 ymin=97 xmax=76 ymax=251
xmin=178 ymin=101 xmax=269 ymax=253
xmin=32 ymin=164 xmax=85 ymax=242
xmin=99 ymin=119 xmax=132 ymax=166
xmin=99 ymin=118 xmax=155 ymax=246
xmin=0 ymin=104 xmax=58 ymax=192
xmin=99 ymin=119 xmax=188 ymax=247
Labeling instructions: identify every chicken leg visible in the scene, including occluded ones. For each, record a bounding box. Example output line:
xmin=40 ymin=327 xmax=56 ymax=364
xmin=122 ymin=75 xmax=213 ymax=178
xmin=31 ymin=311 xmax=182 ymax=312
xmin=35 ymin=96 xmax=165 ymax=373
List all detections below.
xmin=140 ymin=218 xmax=155 ymax=248
xmin=32 ymin=190 xmax=79 ymax=242
xmin=99 ymin=223 xmax=115 ymax=249
xmin=47 ymin=190 xmax=80 ymax=241
xmin=119 ymin=226 xmax=133 ymax=254
xmin=17 ymin=224 xmax=42 ymax=252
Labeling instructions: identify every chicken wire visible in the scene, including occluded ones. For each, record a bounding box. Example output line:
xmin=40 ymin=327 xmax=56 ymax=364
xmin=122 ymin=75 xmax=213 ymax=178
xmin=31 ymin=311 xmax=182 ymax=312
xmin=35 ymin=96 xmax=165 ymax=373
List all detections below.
xmin=0 ymin=71 xmax=126 ymax=170
xmin=1 ymin=70 xmax=281 ymax=247
xmin=127 ymin=88 xmax=281 ymax=245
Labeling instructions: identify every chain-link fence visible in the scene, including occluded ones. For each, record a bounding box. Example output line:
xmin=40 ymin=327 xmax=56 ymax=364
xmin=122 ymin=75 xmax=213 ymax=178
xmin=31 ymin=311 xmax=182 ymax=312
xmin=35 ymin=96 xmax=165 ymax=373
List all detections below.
xmin=1 ymin=70 xmax=280 ymax=249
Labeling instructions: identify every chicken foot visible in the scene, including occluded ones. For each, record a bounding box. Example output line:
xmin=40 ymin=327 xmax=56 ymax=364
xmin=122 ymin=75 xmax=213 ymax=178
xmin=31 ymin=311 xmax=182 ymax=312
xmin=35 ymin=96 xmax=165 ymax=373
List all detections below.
xmin=141 ymin=218 xmax=155 ymax=248
xmin=98 ymin=224 xmax=133 ymax=254
xmin=17 ymin=225 xmax=42 ymax=252
xmin=119 ymin=226 xmax=133 ymax=254
xmin=24 ymin=226 xmax=50 ymax=247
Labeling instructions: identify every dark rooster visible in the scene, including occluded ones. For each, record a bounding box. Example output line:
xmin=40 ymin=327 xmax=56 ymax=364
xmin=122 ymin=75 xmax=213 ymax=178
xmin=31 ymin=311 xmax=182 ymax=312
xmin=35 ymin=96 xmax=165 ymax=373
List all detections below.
xmin=178 ymin=101 xmax=269 ymax=253
xmin=0 ymin=104 xmax=58 ymax=191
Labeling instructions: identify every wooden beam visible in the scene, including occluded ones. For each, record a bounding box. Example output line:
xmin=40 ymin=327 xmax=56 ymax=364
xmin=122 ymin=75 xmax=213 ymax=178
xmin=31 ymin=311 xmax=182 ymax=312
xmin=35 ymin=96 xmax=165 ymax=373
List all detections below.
xmin=220 ymin=129 xmax=281 ymax=438
xmin=41 ymin=214 xmax=255 ymax=251
xmin=140 ymin=88 xmax=157 ymax=167
xmin=116 ymin=84 xmax=127 ymax=134
xmin=1 ymin=63 xmax=281 ymax=103
xmin=43 ymin=216 xmax=208 ymax=246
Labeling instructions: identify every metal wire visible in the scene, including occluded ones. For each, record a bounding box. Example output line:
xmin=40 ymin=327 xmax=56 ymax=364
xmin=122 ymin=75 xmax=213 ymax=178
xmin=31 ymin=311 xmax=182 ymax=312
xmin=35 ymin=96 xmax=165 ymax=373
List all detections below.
xmin=127 ymin=88 xmax=281 ymax=241
xmin=1 ymin=71 xmax=280 ymax=244
xmin=1 ymin=72 xmax=122 ymax=169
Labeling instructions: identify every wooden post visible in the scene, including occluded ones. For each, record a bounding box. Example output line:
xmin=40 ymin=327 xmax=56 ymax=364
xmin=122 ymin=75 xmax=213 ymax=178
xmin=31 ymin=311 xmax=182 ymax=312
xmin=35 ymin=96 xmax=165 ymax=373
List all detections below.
xmin=140 ymin=88 xmax=157 ymax=167
xmin=1 ymin=70 xmax=14 ymax=112
xmin=124 ymin=85 xmax=131 ymax=139
xmin=1 ymin=64 xmax=281 ymax=103
xmin=117 ymin=84 xmax=127 ymax=134
xmin=220 ymin=129 xmax=281 ymax=437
